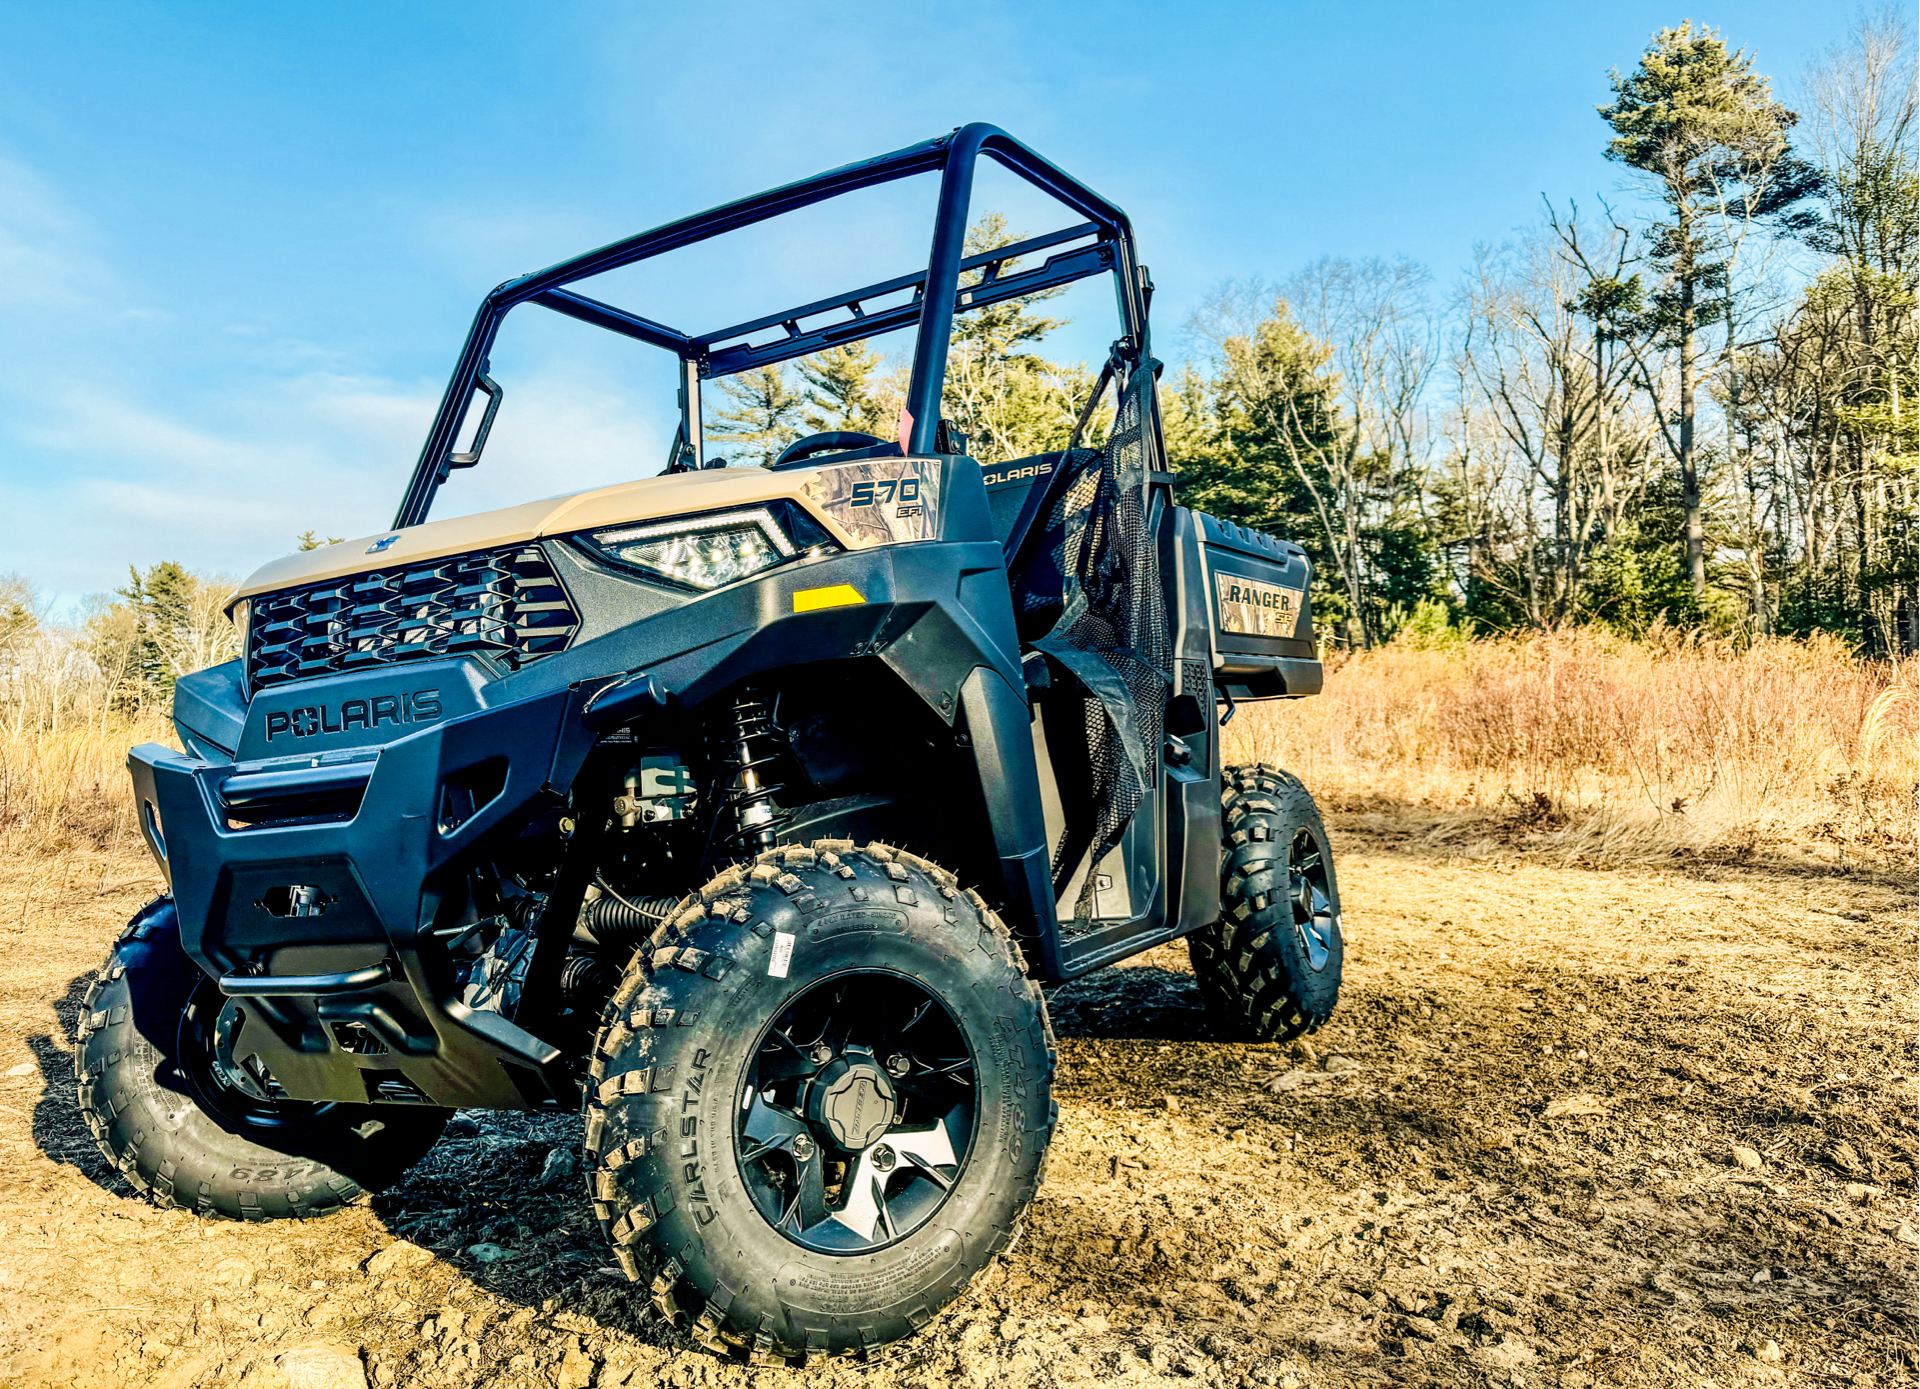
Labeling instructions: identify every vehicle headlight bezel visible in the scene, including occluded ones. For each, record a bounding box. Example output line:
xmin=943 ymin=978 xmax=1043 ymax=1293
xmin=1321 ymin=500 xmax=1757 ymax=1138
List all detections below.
xmin=229 ymin=597 xmax=252 ymax=695
xmin=572 ymin=500 xmax=839 ymax=593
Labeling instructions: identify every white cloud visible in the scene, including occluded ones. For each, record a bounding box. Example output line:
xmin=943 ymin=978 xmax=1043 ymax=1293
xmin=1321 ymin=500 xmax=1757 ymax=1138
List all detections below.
xmin=0 ymin=154 xmax=111 ymax=313
xmin=3 ymin=343 xmax=672 ymax=604
xmin=25 ymin=386 xmax=294 ymax=476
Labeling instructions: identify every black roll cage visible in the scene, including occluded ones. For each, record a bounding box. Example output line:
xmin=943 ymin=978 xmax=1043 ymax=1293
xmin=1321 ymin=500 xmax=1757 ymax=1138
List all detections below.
xmin=393 ymin=123 xmax=1149 ymax=529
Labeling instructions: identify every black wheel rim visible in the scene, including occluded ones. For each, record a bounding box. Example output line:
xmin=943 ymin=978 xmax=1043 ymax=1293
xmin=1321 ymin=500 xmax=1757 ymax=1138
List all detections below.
xmin=735 ymin=970 xmax=975 ymax=1254
xmin=176 ymin=979 xmax=332 ymax=1132
xmin=1289 ymin=828 xmax=1339 ymax=973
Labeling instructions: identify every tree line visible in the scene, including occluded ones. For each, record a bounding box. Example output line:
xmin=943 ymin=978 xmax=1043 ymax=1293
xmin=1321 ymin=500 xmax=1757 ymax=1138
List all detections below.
xmin=0 ymin=543 xmax=335 ymax=729
xmin=1181 ymin=16 xmax=1915 ymax=652
xmin=719 ymin=16 xmax=1916 ymax=654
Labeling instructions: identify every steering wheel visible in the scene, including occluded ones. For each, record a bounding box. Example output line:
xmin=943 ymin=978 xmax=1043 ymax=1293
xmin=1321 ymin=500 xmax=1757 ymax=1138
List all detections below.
xmin=773 ymin=431 xmax=886 ymax=468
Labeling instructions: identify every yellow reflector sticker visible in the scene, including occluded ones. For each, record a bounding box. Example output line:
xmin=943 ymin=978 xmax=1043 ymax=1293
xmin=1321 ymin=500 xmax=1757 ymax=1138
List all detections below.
xmin=792 ymin=584 xmax=866 ymax=613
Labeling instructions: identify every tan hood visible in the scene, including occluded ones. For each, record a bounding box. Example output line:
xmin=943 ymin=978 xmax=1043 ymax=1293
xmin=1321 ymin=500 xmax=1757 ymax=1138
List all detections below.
xmin=234 ymin=464 xmax=900 ymax=600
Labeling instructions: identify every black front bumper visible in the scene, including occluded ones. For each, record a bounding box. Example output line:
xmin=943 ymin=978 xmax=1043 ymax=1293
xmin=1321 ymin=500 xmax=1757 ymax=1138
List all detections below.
xmin=131 ymin=678 xmax=581 ymax=1109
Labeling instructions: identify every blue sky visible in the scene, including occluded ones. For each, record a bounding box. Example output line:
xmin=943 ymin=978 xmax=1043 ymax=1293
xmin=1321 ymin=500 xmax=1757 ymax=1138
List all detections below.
xmin=0 ymin=0 xmax=1849 ymax=609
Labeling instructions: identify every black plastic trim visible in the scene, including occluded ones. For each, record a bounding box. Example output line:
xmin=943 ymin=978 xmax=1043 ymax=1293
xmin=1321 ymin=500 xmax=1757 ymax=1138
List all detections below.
xmin=220 ymin=963 xmax=392 ymax=996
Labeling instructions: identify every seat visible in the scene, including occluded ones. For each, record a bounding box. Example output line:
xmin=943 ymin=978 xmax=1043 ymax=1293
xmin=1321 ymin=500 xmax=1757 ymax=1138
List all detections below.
xmin=998 ymin=449 xmax=1102 ymax=642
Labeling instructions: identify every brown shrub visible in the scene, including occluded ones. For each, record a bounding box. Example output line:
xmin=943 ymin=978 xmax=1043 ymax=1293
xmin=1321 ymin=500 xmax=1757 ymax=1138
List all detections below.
xmin=1225 ymin=629 xmax=1917 ymax=863
xmin=0 ymin=714 xmax=174 ymax=857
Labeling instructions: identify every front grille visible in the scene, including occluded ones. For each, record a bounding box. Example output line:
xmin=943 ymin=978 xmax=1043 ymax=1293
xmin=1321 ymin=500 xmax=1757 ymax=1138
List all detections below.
xmin=248 ymin=544 xmax=578 ymax=690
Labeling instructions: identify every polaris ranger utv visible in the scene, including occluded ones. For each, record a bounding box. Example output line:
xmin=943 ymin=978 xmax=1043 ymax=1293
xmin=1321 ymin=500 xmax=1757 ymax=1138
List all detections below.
xmin=86 ymin=124 xmax=1341 ymax=1361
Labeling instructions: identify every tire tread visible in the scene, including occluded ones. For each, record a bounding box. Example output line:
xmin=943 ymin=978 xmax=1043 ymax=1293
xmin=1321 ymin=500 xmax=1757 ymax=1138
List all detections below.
xmin=585 ymin=841 xmax=1053 ymax=1363
xmin=76 ymin=895 xmax=446 ymax=1221
xmin=1189 ymin=764 xmax=1342 ymax=1042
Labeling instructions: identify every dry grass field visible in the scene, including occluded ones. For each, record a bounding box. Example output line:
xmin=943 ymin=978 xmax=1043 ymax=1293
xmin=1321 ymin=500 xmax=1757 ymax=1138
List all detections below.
xmin=0 ymin=635 xmax=1912 ymax=1388
xmin=0 ymin=710 xmax=173 ymax=860
xmin=1229 ymin=631 xmax=1917 ymax=866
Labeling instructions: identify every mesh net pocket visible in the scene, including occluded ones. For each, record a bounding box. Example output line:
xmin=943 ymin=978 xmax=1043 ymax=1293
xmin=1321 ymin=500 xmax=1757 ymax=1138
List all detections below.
xmin=1028 ymin=362 xmax=1173 ymax=926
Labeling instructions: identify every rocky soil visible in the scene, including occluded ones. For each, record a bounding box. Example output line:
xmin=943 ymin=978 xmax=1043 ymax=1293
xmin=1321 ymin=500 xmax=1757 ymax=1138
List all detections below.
xmin=0 ymin=820 xmax=1912 ymax=1388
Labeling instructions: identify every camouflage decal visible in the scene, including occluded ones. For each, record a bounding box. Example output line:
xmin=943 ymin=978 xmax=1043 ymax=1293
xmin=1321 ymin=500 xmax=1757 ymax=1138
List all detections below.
xmin=1215 ymin=572 xmax=1303 ymax=638
xmin=800 ymin=459 xmax=941 ymax=549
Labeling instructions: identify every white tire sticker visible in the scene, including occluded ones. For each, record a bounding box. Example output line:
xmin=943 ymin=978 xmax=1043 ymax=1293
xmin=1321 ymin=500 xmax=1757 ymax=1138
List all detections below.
xmin=768 ymin=931 xmax=795 ymax=979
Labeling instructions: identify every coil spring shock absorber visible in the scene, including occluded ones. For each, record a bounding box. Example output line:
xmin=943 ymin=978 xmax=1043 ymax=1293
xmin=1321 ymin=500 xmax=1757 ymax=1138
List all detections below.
xmin=721 ymin=687 xmax=788 ymax=857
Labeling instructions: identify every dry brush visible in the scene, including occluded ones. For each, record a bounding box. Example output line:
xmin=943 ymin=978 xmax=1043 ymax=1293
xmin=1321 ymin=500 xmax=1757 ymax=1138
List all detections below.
xmin=1227 ymin=628 xmax=1916 ymax=863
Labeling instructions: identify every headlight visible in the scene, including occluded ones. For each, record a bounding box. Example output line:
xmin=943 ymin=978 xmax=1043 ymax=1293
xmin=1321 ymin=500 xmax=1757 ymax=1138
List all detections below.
xmin=577 ymin=502 xmax=838 ymax=591
xmin=230 ymin=598 xmax=251 ymax=688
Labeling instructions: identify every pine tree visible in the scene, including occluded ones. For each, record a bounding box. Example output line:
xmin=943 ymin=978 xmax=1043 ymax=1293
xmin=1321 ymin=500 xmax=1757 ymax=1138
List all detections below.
xmin=950 ymin=213 xmax=1068 ymax=360
xmin=0 ymin=574 xmax=38 ymax=692
xmin=1175 ymin=304 xmax=1366 ymax=638
xmin=797 ymin=343 xmax=893 ymax=437
xmin=0 ymin=574 xmax=35 ymax=651
xmin=941 ymin=214 xmax=1097 ymax=462
xmin=708 ymin=365 xmax=805 ymax=466
xmin=1599 ymin=21 xmax=1819 ymax=599
xmin=117 ymin=561 xmax=194 ymax=702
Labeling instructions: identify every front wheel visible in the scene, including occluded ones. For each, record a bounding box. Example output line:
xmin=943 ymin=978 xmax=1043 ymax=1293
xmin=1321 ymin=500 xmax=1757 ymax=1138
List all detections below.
xmin=1188 ymin=764 xmax=1343 ymax=1041
xmin=75 ymin=896 xmax=449 ymax=1219
xmin=585 ymin=842 xmax=1056 ymax=1363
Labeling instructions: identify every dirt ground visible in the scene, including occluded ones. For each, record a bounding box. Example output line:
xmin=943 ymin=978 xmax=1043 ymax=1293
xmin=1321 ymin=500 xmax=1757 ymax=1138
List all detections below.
xmin=0 ymin=816 xmax=1913 ymax=1389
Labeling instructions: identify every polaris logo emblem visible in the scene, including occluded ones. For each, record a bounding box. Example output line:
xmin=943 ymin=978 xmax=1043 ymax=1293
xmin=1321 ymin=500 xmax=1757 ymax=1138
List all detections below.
xmin=264 ymin=688 xmax=442 ymax=742
xmin=981 ymin=460 xmax=1054 ymax=487
xmin=366 ymin=534 xmax=400 ymax=554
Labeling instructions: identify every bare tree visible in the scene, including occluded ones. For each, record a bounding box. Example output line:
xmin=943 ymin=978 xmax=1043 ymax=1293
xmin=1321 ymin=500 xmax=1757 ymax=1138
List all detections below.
xmin=1456 ymin=217 xmax=1658 ymax=625
xmin=1801 ymin=4 xmax=1919 ymax=396
xmin=168 ymin=575 xmax=241 ymax=683
xmin=1201 ymin=257 xmax=1436 ymax=647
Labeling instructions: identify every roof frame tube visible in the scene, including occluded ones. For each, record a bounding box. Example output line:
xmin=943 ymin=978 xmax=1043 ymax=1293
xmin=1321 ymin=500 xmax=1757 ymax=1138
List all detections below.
xmin=395 ymin=124 xmax=1136 ymax=528
xmin=701 ymin=226 xmax=1108 ymax=378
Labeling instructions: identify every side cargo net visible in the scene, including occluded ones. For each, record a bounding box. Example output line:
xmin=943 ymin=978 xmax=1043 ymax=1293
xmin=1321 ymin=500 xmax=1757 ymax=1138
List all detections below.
xmin=1021 ymin=354 xmax=1172 ymax=925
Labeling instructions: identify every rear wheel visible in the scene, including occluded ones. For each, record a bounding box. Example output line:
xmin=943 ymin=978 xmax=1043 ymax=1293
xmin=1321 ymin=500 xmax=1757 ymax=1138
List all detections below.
xmin=75 ymin=896 xmax=449 ymax=1219
xmin=585 ymin=842 xmax=1055 ymax=1363
xmin=1189 ymin=765 xmax=1343 ymax=1041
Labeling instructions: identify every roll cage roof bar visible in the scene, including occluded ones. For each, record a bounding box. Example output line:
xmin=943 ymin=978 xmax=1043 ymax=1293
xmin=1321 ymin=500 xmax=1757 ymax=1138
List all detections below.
xmin=394 ymin=123 xmax=1148 ymax=529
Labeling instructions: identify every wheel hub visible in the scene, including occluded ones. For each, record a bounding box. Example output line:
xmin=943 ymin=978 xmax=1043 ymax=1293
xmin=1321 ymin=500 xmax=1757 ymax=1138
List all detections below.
xmin=178 ymin=981 xmax=320 ymax=1131
xmin=805 ymin=1048 xmax=897 ymax=1150
xmin=210 ymin=999 xmax=279 ymax=1103
xmin=1288 ymin=828 xmax=1339 ymax=973
xmin=736 ymin=971 xmax=976 ymax=1255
